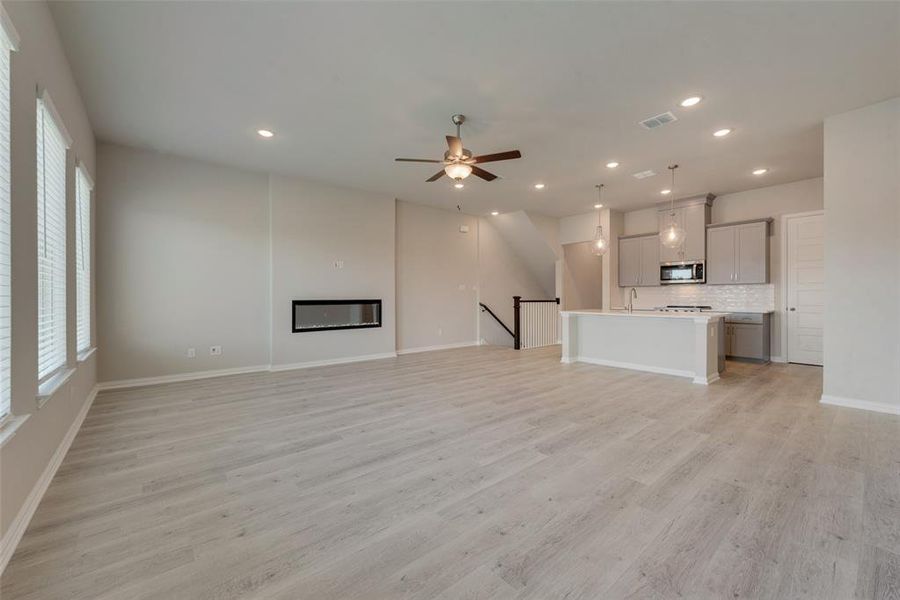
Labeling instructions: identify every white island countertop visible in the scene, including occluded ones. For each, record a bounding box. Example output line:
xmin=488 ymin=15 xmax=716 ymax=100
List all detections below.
xmin=562 ymin=309 xmax=730 ymax=322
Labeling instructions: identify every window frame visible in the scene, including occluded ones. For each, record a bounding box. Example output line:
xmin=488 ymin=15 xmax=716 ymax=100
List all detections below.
xmin=75 ymin=164 xmax=92 ymax=354
xmin=0 ymin=7 xmax=18 ymax=426
xmin=35 ymin=92 xmax=72 ymax=385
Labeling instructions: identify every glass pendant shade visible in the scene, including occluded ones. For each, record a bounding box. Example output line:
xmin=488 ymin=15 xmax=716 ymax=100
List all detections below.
xmin=444 ymin=163 xmax=472 ymax=180
xmin=591 ymin=225 xmax=609 ymax=256
xmin=660 ymin=217 xmax=686 ymax=248
xmin=660 ymin=164 xmax=684 ymax=249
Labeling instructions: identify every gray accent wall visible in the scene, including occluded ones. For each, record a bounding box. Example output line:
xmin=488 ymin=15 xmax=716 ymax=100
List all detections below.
xmin=94 ymin=147 xmax=548 ymax=376
xmin=395 ymin=201 xmax=478 ymax=352
xmin=96 ymin=144 xmax=270 ymax=382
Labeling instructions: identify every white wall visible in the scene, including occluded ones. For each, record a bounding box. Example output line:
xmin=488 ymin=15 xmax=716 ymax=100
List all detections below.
xmin=267 ymin=175 xmax=396 ymax=367
xmin=395 ymin=201 xmax=478 ymax=352
xmin=96 ymin=144 xmax=270 ymax=382
xmin=823 ymin=97 xmax=900 ymax=412
xmin=1 ymin=0 xmax=96 ymax=544
xmin=619 ymin=178 xmax=824 ymax=359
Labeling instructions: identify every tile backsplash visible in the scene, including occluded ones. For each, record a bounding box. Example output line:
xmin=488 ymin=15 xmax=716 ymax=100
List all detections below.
xmin=619 ymin=283 xmax=775 ymax=313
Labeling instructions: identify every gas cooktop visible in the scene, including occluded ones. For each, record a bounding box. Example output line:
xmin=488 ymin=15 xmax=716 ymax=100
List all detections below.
xmin=654 ymin=305 xmax=714 ymax=313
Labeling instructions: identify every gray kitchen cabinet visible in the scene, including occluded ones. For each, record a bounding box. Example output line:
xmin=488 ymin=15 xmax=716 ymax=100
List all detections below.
xmin=639 ymin=235 xmax=660 ymax=286
xmin=706 ymin=219 xmax=771 ymax=284
xmin=657 ymin=200 xmax=710 ymax=263
xmin=724 ymin=313 xmax=771 ymax=362
xmin=706 ymin=226 xmax=736 ymax=284
xmin=618 ymin=233 xmax=658 ymax=287
xmin=618 ymin=237 xmax=641 ymax=287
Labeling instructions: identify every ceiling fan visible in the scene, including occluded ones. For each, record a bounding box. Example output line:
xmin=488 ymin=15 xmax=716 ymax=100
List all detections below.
xmin=395 ymin=114 xmax=522 ymax=184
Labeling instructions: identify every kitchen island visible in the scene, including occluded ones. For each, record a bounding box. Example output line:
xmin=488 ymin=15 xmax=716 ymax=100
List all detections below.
xmin=560 ymin=309 xmax=728 ymax=384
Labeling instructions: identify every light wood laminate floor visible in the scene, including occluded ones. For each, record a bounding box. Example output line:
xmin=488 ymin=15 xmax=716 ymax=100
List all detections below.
xmin=3 ymin=345 xmax=900 ymax=599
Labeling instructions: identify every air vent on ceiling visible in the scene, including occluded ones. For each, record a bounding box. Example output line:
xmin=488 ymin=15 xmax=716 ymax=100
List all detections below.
xmin=632 ymin=169 xmax=656 ymax=180
xmin=638 ymin=111 xmax=678 ymax=130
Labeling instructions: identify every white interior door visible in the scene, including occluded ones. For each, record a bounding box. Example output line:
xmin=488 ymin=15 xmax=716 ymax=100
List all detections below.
xmin=786 ymin=213 xmax=824 ymax=365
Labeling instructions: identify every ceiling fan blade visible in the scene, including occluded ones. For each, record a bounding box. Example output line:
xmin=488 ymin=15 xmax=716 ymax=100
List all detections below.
xmin=426 ymin=170 xmax=446 ymax=182
xmin=471 ymin=166 xmax=498 ymax=181
xmin=395 ymin=158 xmax=443 ymax=163
xmin=471 ymin=150 xmax=522 ymax=164
xmin=446 ymin=135 xmax=463 ymax=158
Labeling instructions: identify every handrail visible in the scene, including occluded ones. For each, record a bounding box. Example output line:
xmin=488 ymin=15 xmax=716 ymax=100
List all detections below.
xmin=518 ymin=298 xmax=561 ymax=303
xmin=478 ymin=302 xmax=514 ymax=338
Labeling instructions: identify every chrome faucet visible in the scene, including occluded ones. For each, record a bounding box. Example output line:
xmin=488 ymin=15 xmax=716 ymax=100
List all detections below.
xmin=628 ymin=288 xmax=638 ymax=313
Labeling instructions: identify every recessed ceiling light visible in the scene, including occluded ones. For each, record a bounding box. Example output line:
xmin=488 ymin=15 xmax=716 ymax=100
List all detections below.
xmin=680 ymin=96 xmax=703 ymax=107
xmin=257 ymin=129 xmax=274 ymax=138
xmin=594 ymin=204 xmax=603 ymax=209
xmin=491 ymin=211 xmax=500 ymax=216
xmin=713 ymin=128 xmax=732 ymax=137
xmin=606 ymin=161 xmax=619 ymax=169
xmin=534 ymin=183 xmax=545 ymax=190
xmin=752 ymin=168 xmax=768 ymax=176
xmin=660 ymin=189 xmax=672 ymax=195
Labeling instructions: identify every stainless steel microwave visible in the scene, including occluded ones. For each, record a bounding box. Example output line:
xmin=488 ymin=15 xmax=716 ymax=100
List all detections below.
xmin=660 ymin=261 xmax=705 ymax=285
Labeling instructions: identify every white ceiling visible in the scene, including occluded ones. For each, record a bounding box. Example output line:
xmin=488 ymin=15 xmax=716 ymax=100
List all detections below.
xmin=50 ymin=1 xmax=900 ymax=217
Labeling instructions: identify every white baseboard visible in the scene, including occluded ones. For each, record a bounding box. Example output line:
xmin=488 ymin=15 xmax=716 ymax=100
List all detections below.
xmin=397 ymin=341 xmax=479 ymax=355
xmin=693 ymin=373 xmax=720 ymax=385
xmin=820 ymin=394 xmax=900 ymax=415
xmin=566 ymin=356 xmax=695 ymax=380
xmin=97 ymin=365 xmax=271 ymax=391
xmin=770 ymin=355 xmax=787 ymax=363
xmin=0 ymin=386 xmax=98 ymax=576
xmin=269 ymin=352 xmax=397 ymax=372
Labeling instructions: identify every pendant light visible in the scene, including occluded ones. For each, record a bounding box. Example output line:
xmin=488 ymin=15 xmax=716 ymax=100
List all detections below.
xmin=591 ymin=184 xmax=609 ymax=256
xmin=660 ymin=164 xmax=686 ymax=249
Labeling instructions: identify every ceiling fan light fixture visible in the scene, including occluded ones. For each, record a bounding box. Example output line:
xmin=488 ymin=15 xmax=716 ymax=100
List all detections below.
xmin=445 ymin=163 xmax=473 ymax=180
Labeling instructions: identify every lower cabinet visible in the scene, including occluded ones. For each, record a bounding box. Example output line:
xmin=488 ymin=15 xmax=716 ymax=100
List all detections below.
xmin=724 ymin=313 xmax=771 ymax=362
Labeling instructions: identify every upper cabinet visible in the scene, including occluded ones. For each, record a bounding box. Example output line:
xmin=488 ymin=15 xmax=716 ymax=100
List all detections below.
xmin=657 ymin=195 xmax=712 ymax=263
xmin=706 ymin=219 xmax=771 ymax=284
xmin=618 ymin=233 xmax=659 ymax=287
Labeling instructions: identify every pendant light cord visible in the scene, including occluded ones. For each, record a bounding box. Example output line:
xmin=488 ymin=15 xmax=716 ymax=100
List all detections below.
xmin=595 ymin=184 xmax=604 ymax=229
xmin=668 ymin=164 xmax=678 ymax=217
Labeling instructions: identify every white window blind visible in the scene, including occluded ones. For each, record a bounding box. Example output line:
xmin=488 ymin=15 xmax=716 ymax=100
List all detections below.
xmin=0 ymin=27 xmax=12 ymax=421
xmin=75 ymin=167 xmax=91 ymax=352
xmin=36 ymin=98 xmax=68 ymax=381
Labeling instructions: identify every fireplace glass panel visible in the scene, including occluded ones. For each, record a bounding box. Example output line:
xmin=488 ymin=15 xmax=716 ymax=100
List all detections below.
xmin=292 ymin=300 xmax=382 ymax=332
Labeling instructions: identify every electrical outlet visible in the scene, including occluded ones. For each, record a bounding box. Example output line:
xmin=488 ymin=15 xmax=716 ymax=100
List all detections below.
xmin=209 ymin=345 xmax=222 ymax=356
xmin=186 ymin=348 xmax=196 ymax=358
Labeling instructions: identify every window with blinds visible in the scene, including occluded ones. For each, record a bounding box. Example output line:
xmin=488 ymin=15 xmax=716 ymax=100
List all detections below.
xmin=75 ymin=167 xmax=91 ymax=353
xmin=36 ymin=98 xmax=69 ymax=381
xmin=0 ymin=26 xmax=13 ymax=420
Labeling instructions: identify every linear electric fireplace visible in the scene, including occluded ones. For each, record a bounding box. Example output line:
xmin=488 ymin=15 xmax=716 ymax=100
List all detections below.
xmin=291 ymin=299 xmax=382 ymax=333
